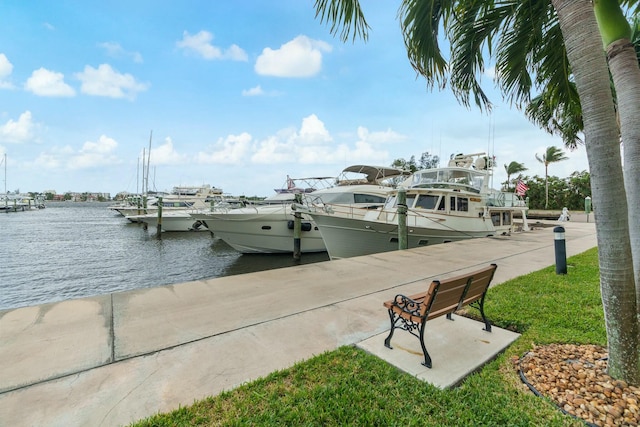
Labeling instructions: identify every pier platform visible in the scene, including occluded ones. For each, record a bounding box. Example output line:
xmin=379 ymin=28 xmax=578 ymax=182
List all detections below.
xmin=0 ymin=219 xmax=597 ymax=426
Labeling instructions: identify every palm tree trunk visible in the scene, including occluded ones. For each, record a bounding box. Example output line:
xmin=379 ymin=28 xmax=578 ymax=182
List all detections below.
xmin=552 ymin=0 xmax=639 ymax=382
xmin=607 ymin=39 xmax=640 ymax=318
xmin=545 ymin=166 xmax=549 ymax=208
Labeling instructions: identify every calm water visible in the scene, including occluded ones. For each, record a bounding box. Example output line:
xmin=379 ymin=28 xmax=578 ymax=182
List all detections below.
xmin=0 ymin=202 xmax=329 ymax=310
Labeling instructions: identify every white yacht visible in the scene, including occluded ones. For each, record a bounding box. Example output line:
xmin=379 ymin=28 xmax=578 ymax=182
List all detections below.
xmin=303 ymin=154 xmax=529 ymax=260
xmin=191 ymin=167 xmax=410 ymax=254
xmin=126 ymin=194 xmax=244 ymax=232
xmin=112 ymin=185 xmax=222 ymax=221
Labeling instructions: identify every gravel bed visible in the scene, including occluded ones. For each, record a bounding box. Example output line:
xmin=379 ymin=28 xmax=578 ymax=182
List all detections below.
xmin=518 ymin=343 xmax=640 ymax=426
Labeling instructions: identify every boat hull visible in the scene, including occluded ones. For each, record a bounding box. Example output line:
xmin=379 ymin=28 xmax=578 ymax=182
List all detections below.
xmin=129 ymin=212 xmax=209 ymax=232
xmin=194 ymin=206 xmax=326 ymax=254
xmin=311 ymin=211 xmax=497 ymax=260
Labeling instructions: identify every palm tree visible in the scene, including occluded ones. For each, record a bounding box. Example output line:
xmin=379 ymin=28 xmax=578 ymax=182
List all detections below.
xmin=314 ymin=0 xmax=640 ymax=382
xmin=503 ymin=161 xmax=527 ymax=191
xmin=535 ymin=146 xmax=568 ymax=208
xmin=599 ymin=12 xmax=640 ymax=318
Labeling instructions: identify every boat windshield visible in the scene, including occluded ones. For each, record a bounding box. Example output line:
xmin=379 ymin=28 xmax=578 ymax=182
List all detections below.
xmin=410 ymin=169 xmax=485 ymax=193
xmin=384 ymin=194 xmax=416 ymax=209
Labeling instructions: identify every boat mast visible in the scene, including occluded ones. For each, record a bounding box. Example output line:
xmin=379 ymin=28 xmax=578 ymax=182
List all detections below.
xmin=146 ymin=130 xmax=152 ymax=194
xmin=2 ymin=153 xmax=6 ymax=209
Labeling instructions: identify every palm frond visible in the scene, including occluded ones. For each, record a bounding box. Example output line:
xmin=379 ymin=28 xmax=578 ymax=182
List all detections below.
xmin=314 ymin=0 xmax=370 ymax=43
xmin=399 ymin=0 xmax=456 ymax=90
xmin=448 ymin=0 xmax=514 ymax=110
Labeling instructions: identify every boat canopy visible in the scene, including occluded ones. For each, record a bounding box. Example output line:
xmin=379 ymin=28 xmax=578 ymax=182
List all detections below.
xmin=336 ymin=165 xmax=410 ymax=186
xmin=409 ymin=168 xmax=487 ymax=194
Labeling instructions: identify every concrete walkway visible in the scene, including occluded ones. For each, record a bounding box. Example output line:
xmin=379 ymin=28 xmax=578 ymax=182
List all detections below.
xmin=0 ymin=219 xmax=597 ymax=427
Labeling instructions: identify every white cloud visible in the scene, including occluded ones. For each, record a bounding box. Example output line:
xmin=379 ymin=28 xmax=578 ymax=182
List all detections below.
xmin=484 ymin=65 xmax=497 ymax=80
xmin=242 ymin=85 xmax=264 ymax=96
xmin=32 ymin=135 xmax=121 ymax=171
xmin=149 ymin=137 xmax=189 ymax=165
xmin=0 ymin=53 xmax=14 ymax=89
xmin=75 ymin=64 xmax=148 ymax=99
xmin=0 ymin=111 xmax=36 ymax=143
xmin=355 ymin=126 xmax=407 ymax=145
xmin=24 ymin=68 xmax=75 ymax=97
xmin=34 ymin=146 xmax=74 ymax=169
xmin=196 ymin=133 xmax=252 ymax=164
xmin=251 ymin=114 xmax=390 ymax=165
xmin=99 ymin=42 xmax=143 ymax=63
xmin=176 ymin=30 xmax=248 ymax=61
xmin=43 ymin=22 xmax=55 ymax=31
xmin=297 ymin=114 xmax=332 ymax=145
xmin=68 ymin=135 xmax=120 ymax=169
xmin=255 ymin=35 xmax=332 ymax=78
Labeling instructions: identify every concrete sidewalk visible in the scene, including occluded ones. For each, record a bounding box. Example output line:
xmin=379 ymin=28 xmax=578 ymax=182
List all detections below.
xmin=0 ymin=220 xmax=597 ymax=426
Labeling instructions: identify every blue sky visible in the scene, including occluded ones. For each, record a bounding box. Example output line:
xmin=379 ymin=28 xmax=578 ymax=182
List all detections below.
xmin=0 ymin=0 xmax=589 ymax=198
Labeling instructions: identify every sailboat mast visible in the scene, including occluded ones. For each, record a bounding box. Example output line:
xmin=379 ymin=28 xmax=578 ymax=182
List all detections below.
xmin=3 ymin=153 xmax=7 ymax=209
xmin=142 ymin=148 xmax=146 ymax=195
xmin=136 ymin=155 xmax=140 ymax=195
xmin=146 ymin=130 xmax=152 ymax=194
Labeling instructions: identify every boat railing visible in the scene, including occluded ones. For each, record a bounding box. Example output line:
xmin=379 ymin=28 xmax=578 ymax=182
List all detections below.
xmin=294 ymin=202 xmax=383 ymax=220
xmin=486 ymin=191 xmax=528 ymax=208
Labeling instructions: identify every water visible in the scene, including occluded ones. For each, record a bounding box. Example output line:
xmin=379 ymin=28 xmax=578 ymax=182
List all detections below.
xmin=0 ymin=202 xmax=329 ymax=310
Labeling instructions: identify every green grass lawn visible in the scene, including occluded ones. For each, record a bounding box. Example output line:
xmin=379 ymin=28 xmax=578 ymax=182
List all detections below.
xmin=132 ymin=248 xmax=604 ymax=426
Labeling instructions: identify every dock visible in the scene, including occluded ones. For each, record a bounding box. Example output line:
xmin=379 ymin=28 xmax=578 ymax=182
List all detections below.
xmin=0 ymin=219 xmax=597 ymax=426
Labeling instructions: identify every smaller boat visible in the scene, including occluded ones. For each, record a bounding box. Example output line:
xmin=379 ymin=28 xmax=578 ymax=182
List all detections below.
xmin=1 ymin=154 xmax=46 ymax=212
xmin=127 ymin=194 xmax=243 ymax=232
xmin=112 ymin=185 xmax=222 ymax=221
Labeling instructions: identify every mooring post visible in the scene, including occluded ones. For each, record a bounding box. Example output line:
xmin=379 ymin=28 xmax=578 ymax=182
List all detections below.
xmin=397 ymin=187 xmax=408 ymax=250
xmin=554 ymin=226 xmax=567 ymax=274
xmin=584 ymin=196 xmax=592 ymax=223
xmin=293 ymin=193 xmax=302 ymax=260
xmin=156 ymin=196 xmax=163 ymax=238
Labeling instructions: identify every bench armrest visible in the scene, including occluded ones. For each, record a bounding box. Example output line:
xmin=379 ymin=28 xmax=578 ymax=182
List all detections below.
xmin=390 ymin=294 xmax=424 ymax=317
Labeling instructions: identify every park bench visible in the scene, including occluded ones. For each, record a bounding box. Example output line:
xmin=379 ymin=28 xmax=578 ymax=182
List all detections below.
xmin=383 ymin=263 xmax=498 ymax=368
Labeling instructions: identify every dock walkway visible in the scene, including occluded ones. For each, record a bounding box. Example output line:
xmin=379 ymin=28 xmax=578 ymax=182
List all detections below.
xmin=0 ymin=220 xmax=597 ymax=426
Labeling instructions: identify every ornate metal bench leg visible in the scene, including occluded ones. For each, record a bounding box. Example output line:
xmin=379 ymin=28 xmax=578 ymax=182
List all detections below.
xmin=419 ymin=324 xmax=432 ymax=368
xmin=384 ymin=309 xmax=396 ymax=349
xmin=446 ymin=313 xmax=453 ymax=321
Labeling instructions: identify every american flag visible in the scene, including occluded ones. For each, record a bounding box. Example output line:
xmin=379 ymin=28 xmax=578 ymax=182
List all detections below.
xmin=516 ymin=179 xmax=529 ymax=196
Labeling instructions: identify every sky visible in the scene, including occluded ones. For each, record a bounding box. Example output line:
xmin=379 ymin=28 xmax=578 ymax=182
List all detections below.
xmin=0 ymin=1 xmax=590 ymax=198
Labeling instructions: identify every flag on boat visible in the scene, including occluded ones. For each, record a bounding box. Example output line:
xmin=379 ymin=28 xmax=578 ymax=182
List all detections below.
xmin=516 ymin=180 xmax=529 ymax=196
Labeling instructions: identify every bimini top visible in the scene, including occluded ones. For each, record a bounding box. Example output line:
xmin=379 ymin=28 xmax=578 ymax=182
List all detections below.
xmin=336 ymin=165 xmax=411 ymax=186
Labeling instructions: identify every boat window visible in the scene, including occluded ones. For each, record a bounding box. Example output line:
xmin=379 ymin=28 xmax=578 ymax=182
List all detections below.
xmin=436 ymin=197 xmax=445 ymax=211
xmin=502 ymin=211 xmax=511 ymax=225
xmin=491 ymin=212 xmax=501 ymax=226
xmin=353 ymin=194 xmax=386 ymax=204
xmin=406 ymin=195 xmax=416 ymax=207
xmin=384 ymin=195 xmax=397 ymax=209
xmin=450 ymin=196 xmax=469 ymax=212
xmin=415 ymin=194 xmax=439 ymax=210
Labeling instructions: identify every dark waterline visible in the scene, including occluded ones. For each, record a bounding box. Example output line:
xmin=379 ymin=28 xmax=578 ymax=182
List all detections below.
xmin=0 ymin=202 xmax=329 ymax=310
